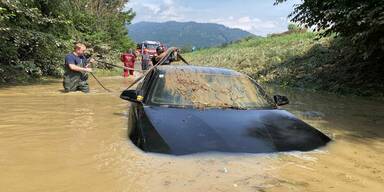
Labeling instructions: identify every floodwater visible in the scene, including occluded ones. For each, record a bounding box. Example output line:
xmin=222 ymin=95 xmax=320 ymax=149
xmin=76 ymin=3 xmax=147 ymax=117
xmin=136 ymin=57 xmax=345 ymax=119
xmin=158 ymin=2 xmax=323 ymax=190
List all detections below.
xmin=0 ymin=77 xmax=383 ymax=192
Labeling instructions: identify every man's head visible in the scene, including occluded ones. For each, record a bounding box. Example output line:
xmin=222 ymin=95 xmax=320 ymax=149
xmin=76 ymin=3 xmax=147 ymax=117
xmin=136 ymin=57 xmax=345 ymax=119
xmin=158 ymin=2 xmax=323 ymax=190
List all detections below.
xmin=74 ymin=43 xmax=86 ymax=56
xmin=156 ymin=46 xmax=164 ymax=55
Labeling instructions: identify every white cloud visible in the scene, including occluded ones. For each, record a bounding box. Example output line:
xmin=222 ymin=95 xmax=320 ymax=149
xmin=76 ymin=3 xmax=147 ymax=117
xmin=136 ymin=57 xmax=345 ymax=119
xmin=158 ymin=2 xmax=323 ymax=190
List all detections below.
xmin=126 ymin=0 xmax=188 ymax=22
xmin=210 ymin=16 xmax=281 ymax=36
xmin=158 ymin=0 xmax=184 ymax=20
xmin=142 ymin=4 xmax=160 ymax=14
xmin=163 ymin=0 xmax=173 ymax=5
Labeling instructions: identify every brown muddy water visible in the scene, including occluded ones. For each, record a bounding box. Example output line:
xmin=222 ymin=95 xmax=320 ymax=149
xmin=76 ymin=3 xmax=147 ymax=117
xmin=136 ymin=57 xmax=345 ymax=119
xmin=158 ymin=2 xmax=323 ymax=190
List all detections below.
xmin=0 ymin=77 xmax=383 ymax=192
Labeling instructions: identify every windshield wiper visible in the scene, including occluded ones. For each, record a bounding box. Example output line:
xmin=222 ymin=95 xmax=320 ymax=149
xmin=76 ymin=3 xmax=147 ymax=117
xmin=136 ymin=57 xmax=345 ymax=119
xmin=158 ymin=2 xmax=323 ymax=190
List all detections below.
xmin=219 ymin=106 xmax=248 ymax=110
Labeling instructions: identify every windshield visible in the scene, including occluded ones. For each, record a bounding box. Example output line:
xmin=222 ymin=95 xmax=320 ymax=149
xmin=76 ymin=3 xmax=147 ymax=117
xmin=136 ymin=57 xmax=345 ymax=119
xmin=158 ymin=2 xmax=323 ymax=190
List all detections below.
xmin=145 ymin=44 xmax=160 ymax=49
xmin=149 ymin=71 xmax=276 ymax=109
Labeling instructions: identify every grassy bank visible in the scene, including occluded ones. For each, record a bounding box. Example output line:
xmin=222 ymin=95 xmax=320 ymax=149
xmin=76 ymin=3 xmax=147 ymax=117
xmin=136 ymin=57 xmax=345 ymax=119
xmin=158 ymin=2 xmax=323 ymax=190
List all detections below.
xmin=184 ymin=32 xmax=383 ymax=96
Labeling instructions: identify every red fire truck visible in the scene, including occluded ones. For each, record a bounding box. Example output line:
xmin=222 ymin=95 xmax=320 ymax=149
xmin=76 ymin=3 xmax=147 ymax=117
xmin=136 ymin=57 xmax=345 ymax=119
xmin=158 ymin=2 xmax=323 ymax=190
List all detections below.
xmin=136 ymin=40 xmax=165 ymax=58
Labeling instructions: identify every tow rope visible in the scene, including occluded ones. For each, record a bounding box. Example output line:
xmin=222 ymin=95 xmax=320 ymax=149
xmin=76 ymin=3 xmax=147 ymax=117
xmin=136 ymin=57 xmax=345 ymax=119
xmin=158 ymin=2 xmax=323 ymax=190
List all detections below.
xmin=178 ymin=53 xmax=189 ymax=65
xmin=96 ymin=60 xmax=145 ymax=72
xmin=89 ymin=72 xmax=112 ymax=92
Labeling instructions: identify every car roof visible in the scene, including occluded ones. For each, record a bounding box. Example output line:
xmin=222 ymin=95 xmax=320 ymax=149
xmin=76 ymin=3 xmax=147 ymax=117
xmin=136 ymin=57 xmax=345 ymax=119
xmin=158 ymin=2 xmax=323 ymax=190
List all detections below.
xmin=142 ymin=40 xmax=160 ymax=45
xmin=156 ymin=65 xmax=243 ymax=76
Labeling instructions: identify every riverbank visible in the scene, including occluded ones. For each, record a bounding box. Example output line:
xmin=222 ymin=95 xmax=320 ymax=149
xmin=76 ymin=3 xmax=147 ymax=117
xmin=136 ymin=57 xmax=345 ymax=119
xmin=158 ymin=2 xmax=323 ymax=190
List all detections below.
xmin=184 ymin=32 xmax=384 ymax=97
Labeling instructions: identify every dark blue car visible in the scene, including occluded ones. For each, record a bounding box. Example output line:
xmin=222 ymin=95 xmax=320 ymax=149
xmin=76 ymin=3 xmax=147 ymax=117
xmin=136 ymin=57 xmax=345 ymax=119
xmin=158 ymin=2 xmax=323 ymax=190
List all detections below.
xmin=121 ymin=65 xmax=330 ymax=155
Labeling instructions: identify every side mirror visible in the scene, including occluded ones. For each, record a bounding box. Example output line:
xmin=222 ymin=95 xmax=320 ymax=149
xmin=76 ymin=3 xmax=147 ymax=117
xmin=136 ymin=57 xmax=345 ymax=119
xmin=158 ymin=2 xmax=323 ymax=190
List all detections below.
xmin=120 ymin=90 xmax=142 ymax=103
xmin=273 ymin=95 xmax=289 ymax=106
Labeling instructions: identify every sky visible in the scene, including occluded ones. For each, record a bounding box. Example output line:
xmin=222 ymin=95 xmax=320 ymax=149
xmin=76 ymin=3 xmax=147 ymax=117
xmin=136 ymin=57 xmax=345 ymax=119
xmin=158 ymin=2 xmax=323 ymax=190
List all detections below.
xmin=125 ymin=0 xmax=302 ymax=36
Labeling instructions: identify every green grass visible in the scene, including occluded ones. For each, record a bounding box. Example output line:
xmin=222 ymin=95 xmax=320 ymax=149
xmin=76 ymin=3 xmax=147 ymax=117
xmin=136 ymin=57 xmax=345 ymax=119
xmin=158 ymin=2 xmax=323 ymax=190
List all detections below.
xmin=184 ymin=32 xmax=325 ymax=84
xmin=184 ymin=32 xmax=382 ymax=96
xmin=185 ymin=32 xmax=320 ymax=72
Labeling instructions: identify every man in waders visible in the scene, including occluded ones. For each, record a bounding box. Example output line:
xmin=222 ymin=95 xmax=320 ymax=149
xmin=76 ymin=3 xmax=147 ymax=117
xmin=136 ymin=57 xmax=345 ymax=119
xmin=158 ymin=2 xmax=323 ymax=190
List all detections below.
xmin=151 ymin=46 xmax=179 ymax=65
xmin=141 ymin=48 xmax=151 ymax=70
xmin=63 ymin=43 xmax=93 ymax=93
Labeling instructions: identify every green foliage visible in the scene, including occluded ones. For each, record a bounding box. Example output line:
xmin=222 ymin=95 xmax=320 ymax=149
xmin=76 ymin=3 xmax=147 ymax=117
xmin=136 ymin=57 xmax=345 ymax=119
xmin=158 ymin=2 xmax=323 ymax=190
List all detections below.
xmin=275 ymin=0 xmax=384 ymax=66
xmin=68 ymin=0 xmax=136 ymax=51
xmin=288 ymin=23 xmax=300 ymax=32
xmin=180 ymin=45 xmax=194 ymax=53
xmin=0 ymin=0 xmax=70 ymax=83
xmin=0 ymin=0 xmax=135 ymax=84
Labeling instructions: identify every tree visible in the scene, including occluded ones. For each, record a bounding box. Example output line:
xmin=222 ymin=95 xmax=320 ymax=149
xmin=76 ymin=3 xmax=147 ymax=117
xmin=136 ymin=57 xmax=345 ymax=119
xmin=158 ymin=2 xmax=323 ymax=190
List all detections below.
xmin=0 ymin=0 xmax=135 ymax=83
xmin=275 ymin=0 xmax=384 ymax=60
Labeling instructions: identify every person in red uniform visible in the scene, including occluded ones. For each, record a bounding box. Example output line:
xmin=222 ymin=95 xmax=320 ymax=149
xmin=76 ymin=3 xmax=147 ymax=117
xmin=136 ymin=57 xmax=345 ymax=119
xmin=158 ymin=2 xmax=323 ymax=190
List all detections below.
xmin=120 ymin=48 xmax=136 ymax=78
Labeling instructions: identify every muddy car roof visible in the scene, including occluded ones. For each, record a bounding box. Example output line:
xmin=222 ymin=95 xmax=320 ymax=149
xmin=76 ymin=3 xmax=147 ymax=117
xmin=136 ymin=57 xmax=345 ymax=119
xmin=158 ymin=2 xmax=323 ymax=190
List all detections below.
xmin=156 ymin=65 xmax=243 ymax=76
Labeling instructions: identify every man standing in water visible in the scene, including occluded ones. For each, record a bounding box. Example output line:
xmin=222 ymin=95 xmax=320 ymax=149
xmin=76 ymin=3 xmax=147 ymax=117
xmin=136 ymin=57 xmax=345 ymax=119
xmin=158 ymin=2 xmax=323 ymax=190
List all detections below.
xmin=63 ymin=43 xmax=93 ymax=93
xmin=141 ymin=48 xmax=151 ymax=70
xmin=120 ymin=48 xmax=136 ymax=78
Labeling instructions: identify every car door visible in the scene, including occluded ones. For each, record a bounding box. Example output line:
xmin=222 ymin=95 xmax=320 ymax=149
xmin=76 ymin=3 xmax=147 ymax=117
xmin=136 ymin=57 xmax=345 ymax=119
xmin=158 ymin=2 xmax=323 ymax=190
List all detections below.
xmin=130 ymin=70 xmax=158 ymax=149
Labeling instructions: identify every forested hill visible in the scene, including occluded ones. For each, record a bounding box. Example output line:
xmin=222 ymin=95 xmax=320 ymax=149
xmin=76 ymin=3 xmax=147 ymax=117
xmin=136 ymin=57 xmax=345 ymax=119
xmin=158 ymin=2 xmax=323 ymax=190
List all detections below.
xmin=127 ymin=21 xmax=255 ymax=48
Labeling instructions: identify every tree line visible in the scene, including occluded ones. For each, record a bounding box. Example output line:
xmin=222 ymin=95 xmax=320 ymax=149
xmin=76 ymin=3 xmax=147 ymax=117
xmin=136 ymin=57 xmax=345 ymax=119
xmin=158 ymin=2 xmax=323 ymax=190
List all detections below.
xmin=276 ymin=0 xmax=383 ymax=60
xmin=0 ymin=0 xmax=135 ymax=83
xmin=275 ymin=0 xmax=384 ymax=95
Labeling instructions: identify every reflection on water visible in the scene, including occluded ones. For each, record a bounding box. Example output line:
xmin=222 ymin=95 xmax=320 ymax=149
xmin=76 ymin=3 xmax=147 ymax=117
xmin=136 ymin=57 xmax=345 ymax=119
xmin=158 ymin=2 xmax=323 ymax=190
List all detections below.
xmin=0 ymin=78 xmax=383 ymax=192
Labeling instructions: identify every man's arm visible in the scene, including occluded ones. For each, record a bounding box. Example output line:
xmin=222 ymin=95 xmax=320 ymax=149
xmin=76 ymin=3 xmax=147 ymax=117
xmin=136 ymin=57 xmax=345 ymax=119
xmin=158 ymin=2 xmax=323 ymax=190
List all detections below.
xmin=68 ymin=64 xmax=92 ymax=73
xmin=65 ymin=54 xmax=93 ymax=73
xmin=155 ymin=47 xmax=179 ymax=62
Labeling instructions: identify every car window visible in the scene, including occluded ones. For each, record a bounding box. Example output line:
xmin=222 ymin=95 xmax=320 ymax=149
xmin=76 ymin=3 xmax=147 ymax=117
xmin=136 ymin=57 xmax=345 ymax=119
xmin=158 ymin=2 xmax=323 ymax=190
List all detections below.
xmin=138 ymin=70 xmax=157 ymax=102
xmin=149 ymin=71 xmax=276 ymax=109
xmin=145 ymin=44 xmax=160 ymax=49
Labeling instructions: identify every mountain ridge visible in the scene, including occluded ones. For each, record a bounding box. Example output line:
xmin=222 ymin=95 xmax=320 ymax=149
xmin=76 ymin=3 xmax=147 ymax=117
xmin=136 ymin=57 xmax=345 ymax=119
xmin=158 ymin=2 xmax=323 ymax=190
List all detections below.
xmin=127 ymin=21 xmax=255 ymax=48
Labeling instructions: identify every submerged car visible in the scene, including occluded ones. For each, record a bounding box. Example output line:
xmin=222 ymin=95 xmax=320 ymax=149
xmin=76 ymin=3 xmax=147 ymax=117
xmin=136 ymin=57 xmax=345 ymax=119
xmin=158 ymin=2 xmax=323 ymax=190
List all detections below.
xmin=121 ymin=65 xmax=331 ymax=155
